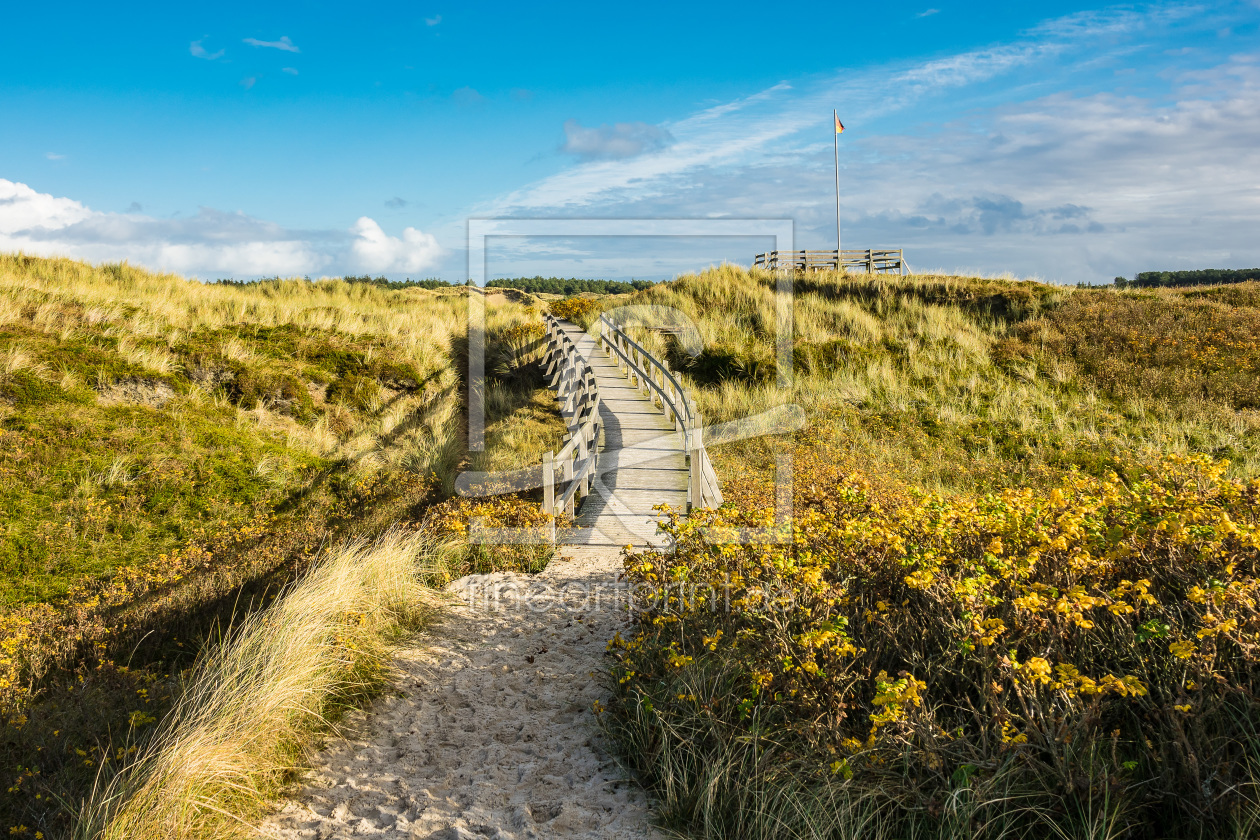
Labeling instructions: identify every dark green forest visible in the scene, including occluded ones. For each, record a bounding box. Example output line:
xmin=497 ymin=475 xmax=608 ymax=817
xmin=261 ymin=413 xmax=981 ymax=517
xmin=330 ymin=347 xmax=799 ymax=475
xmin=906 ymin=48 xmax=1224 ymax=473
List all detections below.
xmin=486 ymin=276 xmax=655 ymax=295
xmin=214 ymin=275 xmax=655 ymax=294
xmin=1114 ymin=268 xmax=1260 ymax=288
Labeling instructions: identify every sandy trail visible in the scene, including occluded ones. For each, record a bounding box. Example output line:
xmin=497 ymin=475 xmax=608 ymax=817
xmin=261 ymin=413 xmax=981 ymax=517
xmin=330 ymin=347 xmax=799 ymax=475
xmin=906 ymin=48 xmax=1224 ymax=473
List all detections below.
xmin=261 ymin=547 xmax=662 ymax=840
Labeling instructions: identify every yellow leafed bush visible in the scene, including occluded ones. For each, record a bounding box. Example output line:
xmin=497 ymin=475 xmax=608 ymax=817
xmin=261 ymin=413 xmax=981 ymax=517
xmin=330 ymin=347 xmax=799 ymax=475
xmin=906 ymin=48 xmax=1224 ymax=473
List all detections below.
xmin=610 ymin=454 xmax=1260 ymax=836
xmin=549 ymin=296 xmax=601 ymax=325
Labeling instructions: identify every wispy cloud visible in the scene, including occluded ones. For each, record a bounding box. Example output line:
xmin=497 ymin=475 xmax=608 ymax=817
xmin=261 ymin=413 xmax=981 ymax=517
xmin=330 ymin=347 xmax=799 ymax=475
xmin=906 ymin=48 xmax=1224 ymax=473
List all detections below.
xmin=385 ymin=197 xmax=408 ymax=208
xmin=45 ymin=152 xmax=65 ymax=161
xmin=452 ymin=86 xmax=484 ymax=105
xmin=560 ymin=120 xmax=674 ymax=161
xmin=479 ymin=5 xmax=1207 ymax=224
xmin=243 ymin=35 xmax=299 ymax=53
xmin=0 ymin=179 xmax=442 ymax=278
xmin=465 ymin=4 xmax=1257 ymax=282
xmin=425 ymin=14 xmax=442 ymax=26
xmin=1023 ymin=4 xmax=1196 ymax=39
xmin=282 ymin=67 xmax=299 ymax=75
xmin=240 ymin=77 xmax=257 ymax=90
xmin=189 ymin=38 xmax=225 ymax=60
xmin=916 ymin=9 xmax=940 ymax=17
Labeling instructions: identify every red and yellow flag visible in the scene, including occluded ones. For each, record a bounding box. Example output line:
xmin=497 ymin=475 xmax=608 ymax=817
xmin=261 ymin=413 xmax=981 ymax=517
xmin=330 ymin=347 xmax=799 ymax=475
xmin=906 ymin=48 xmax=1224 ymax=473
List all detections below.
xmin=834 ymin=112 xmax=845 ymax=134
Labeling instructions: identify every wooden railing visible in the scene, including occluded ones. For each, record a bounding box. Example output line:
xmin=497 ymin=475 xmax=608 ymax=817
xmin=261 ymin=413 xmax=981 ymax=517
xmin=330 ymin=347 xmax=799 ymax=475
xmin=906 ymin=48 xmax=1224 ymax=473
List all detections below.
xmin=540 ymin=313 xmax=601 ymax=520
xmin=598 ymin=314 xmax=723 ymax=511
xmin=753 ymin=248 xmax=907 ymax=274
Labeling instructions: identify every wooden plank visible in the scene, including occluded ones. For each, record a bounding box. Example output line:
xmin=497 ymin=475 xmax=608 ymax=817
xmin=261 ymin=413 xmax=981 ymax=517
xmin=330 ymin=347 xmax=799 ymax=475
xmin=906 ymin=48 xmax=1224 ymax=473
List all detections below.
xmin=547 ymin=318 xmax=707 ymax=546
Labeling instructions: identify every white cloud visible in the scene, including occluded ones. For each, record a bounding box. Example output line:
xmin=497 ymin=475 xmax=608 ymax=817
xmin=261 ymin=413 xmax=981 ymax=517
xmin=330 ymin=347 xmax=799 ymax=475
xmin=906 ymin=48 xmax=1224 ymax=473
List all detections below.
xmin=560 ymin=120 xmax=674 ymax=160
xmin=917 ymin=9 xmax=940 ymax=17
xmin=425 ymin=14 xmax=442 ymax=26
xmin=482 ymin=5 xmax=1210 ymax=220
xmin=464 ymin=6 xmax=1258 ymax=283
xmin=0 ymin=180 xmax=93 ymax=234
xmin=282 ymin=67 xmax=299 ymax=75
xmin=349 ymin=217 xmax=441 ymax=273
xmin=189 ymin=38 xmax=225 ymax=60
xmin=243 ymin=36 xmax=299 ymax=53
xmin=241 ymin=77 xmax=257 ymax=90
xmin=45 ymin=152 xmax=65 ymax=161
xmin=0 ymin=179 xmax=441 ymax=278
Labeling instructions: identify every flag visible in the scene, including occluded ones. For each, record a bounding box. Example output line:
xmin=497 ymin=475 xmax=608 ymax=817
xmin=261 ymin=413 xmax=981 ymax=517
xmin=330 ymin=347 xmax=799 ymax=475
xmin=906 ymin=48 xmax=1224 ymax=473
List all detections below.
xmin=834 ymin=112 xmax=845 ymax=134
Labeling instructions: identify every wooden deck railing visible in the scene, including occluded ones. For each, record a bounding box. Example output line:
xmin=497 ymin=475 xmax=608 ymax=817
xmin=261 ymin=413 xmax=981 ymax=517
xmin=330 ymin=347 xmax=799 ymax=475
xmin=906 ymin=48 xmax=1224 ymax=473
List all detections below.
xmin=753 ymin=248 xmax=908 ymax=274
xmin=540 ymin=313 xmax=601 ymax=521
xmin=598 ymin=314 xmax=723 ymax=511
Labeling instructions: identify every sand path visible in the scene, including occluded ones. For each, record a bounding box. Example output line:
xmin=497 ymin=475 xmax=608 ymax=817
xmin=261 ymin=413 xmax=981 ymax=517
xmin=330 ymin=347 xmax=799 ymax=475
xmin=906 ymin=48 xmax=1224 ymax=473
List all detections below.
xmin=261 ymin=546 xmax=662 ymax=840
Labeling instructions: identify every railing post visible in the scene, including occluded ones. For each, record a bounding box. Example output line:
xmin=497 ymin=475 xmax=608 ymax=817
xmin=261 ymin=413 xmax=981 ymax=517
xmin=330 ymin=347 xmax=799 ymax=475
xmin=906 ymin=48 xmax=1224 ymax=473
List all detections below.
xmin=543 ymin=450 xmax=554 ymax=515
xmin=661 ymin=360 xmax=674 ymax=424
xmin=576 ymin=432 xmax=587 ymax=499
xmin=563 ymin=349 xmax=576 ymax=415
xmin=653 ymin=360 xmax=664 ymax=410
xmin=563 ymin=452 xmax=575 ymax=517
xmin=586 ymin=422 xmax=596 ymax=494
xmin=688 ymin=420 xmax=703 ymax=512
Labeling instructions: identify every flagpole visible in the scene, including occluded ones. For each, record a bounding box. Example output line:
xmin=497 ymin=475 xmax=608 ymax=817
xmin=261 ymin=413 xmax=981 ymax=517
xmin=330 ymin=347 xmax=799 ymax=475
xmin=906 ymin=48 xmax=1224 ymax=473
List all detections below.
xmin=834 ymin=109 xmax=841 ymax=271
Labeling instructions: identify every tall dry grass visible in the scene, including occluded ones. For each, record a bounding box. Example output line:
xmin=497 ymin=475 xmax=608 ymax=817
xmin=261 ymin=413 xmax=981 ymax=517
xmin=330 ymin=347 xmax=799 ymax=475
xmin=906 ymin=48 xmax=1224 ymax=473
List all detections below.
xmin=0 ymin=255 xmax=566 ymax=832
xmin=0 ymin=253 xmax=474 ymax=475
xmin=599 ymin=265 xmax=1260 ymax=492
xmin=75 ymin=528 xmax=452 ymax=840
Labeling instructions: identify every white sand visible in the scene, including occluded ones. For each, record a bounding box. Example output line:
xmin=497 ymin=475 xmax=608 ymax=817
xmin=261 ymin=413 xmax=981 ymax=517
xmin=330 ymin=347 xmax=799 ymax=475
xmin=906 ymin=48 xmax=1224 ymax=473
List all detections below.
xmin=261 ymin=547 xmax=663 ymax=840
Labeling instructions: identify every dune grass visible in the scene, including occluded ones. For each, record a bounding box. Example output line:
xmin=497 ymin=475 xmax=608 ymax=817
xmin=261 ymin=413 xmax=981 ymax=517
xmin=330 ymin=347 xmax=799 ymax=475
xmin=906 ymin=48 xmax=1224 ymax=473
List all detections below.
xmin=0 ymin=254 xmax=471 ymax=609
xmin=0 ymin=255 xmax=564 ymax=835
xmin=74 ymin=528 xmax=447 ymax=840
xmin=611 ymin=266 xmax=1260 ymax=493
xmin=592 ymin=266 xmax=1260 ymax=840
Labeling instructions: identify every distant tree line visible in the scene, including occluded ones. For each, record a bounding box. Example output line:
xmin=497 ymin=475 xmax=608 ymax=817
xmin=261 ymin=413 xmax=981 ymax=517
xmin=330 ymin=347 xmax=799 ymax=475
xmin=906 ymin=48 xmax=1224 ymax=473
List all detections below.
xmin=212 ymin=275 xmax=654 ymax=294
xmin=213 ymin=275 xmax=460 ymax=289
xmin=340 ymin=276 xmax=458 ymax=289
xmin=486 ymin=276 xmax=655 ymax=295
xmin=1113 ymin=269 xmax=1260 ymax=289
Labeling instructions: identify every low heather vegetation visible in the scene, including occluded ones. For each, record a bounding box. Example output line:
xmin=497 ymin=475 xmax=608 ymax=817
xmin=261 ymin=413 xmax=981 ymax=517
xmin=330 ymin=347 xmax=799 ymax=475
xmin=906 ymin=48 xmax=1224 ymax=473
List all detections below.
xmin=591 ymin=266 xmax=1260 ymax=839
xmin=0 ymin=255 xmax=561 ymax=836
xmin=10 ymin=256 xmax=1260 ymax=839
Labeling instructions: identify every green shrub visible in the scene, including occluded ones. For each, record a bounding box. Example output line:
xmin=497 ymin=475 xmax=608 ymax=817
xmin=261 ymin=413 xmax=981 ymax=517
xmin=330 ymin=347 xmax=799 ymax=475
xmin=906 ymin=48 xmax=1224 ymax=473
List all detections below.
xmin=229 ymin=368 xmax=316 ymax=419
xmin=327 ymin=373 xmax=381 ymax=411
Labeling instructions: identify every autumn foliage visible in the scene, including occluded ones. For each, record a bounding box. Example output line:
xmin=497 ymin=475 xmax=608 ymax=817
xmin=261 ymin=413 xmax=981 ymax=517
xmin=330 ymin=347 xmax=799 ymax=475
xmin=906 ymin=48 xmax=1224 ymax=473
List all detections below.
xmin=611 ymin=459 xmax=1260 ymax=836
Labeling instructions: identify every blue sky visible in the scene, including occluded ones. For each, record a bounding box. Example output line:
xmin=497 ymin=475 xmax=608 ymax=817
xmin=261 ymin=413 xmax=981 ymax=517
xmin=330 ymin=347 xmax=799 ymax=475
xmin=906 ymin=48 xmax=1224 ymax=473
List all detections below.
xmin=1 ymin=1 xmax=1258 ymax=283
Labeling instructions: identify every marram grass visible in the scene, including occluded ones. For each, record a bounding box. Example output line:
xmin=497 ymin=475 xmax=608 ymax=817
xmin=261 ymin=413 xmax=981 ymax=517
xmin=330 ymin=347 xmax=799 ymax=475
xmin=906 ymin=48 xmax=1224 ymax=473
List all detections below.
xmin=74 ymin=528 xmax=449 ymax=840
xmin=1 ymin=254 xmax=559 ymax=831
xmin=588 ymin=266 xmax=1260 ymax=839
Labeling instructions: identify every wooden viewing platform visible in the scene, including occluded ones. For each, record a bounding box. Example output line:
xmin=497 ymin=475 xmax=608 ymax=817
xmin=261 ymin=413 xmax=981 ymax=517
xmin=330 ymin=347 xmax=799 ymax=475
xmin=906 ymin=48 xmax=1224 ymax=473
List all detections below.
xmin=754 ymin=248 xmax=909 ymax=274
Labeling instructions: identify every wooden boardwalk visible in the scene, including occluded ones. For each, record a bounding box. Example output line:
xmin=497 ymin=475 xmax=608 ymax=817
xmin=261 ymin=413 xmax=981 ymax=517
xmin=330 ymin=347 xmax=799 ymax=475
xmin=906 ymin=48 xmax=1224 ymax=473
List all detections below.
xmin=555 ymin=321 xmax=688 ymax=551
